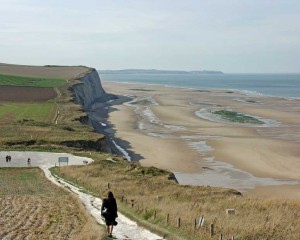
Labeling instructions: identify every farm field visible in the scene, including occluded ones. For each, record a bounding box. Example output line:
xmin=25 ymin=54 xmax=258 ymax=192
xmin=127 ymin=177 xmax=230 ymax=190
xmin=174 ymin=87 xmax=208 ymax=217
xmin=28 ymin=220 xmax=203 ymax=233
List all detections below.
xmin=0 ymin=102 xmax=56 ymax=123
xmin=0 ymin=168 xmax=103 ymax=239
xmin=0 ymin=73 xmax=66 ymax=88
xmin=0 ymin=86 xmax=56 ymax=102
xmin=0 ymin=64 xmax=89 ymax=80
xmin=0 ymin=66 xmax=95 ymax=149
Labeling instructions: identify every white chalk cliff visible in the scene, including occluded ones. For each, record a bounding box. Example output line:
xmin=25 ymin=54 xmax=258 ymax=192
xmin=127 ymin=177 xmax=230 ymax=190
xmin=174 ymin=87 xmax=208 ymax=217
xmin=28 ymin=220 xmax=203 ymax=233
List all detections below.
xmin=70 ymin=68 xmax=111 ymax=110
xmin=69 ymin=68 xmax=116 ymax=153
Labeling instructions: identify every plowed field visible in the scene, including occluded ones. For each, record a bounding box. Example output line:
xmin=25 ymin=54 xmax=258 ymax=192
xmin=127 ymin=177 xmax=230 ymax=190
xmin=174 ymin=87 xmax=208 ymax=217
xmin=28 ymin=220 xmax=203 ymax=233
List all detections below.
xmin=0 ymin=64 xmax=89 ymax=80
xmin=0 ymin=86 xmax=56 ymax=102
xmin=0 ymin=168 xmax=102 ymax=240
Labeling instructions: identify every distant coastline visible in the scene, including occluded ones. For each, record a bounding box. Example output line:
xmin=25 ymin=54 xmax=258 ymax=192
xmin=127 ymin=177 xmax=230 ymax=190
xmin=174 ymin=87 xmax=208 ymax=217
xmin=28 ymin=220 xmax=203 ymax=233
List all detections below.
xmin=98 ymin=69 xmax=223 ymax=74
xmin=99 ymin=72 xmax=300 ymax=98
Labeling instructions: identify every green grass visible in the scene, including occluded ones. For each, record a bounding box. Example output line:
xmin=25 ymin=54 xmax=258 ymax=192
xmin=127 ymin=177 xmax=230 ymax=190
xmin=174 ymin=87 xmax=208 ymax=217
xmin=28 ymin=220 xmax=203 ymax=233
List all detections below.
xmin=0 ymin=103 xmax=56 ymax=122
xmin=0 ymin=73 xmax=66 ymax=88
xmin=214 ymin=110 xmax=264 ymax=124
xmin=0 ymin=168 xmax=66 ymax=196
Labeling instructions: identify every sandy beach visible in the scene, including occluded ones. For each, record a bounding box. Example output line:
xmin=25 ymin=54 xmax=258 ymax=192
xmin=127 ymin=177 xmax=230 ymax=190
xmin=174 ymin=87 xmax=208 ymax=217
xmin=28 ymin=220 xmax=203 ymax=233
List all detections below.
xmin=103 ymin=82 xmax=300 ymax=199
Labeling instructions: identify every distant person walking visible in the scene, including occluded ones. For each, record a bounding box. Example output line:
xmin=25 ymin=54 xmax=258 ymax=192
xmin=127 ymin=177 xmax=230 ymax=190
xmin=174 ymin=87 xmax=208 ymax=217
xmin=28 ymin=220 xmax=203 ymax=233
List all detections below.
xmin=7 ymin=155 xmax=11 ymax=162
xmin=101 ymin=191 xmax=118 ymax=238
xmin=27 ymin=157 xmax=31 ymax=167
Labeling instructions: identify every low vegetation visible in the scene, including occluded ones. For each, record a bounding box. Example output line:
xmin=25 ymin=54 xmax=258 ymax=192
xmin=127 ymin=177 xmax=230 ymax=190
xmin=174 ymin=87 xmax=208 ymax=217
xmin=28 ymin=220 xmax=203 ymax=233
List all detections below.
xmin=52 ymin=155 xmax=300 ymax=240
xmin=0 ymin=103 xmax=56 ymax=122
xmin=0 ymin=168 xmax=103 ymax=240
xmin=0 ymin=68 xmax=107 ymax=239
xmin=0 ymin=87 xmax=105 ymax=152
xmin=214 ymin=110 xmax=264 ymax=124
xmin=0 ymin=73 xmax=66 ymax=88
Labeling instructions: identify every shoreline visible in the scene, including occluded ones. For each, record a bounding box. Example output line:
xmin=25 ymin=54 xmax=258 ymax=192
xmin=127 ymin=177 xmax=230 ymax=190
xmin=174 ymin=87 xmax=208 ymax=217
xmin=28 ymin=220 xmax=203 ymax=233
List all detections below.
xmin=102 ymin=81 xmax=300 ymax=199
xmin=101 ymin=77 xmax=300 ymax=100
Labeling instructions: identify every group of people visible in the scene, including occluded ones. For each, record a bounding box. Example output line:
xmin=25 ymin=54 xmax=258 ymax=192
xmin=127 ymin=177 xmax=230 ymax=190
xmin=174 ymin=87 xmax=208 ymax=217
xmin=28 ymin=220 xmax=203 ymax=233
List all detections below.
xmin=4 ymin=155 xmax=32 ymax=166
xmin=5 ymin=155 xmax=12 ymax=162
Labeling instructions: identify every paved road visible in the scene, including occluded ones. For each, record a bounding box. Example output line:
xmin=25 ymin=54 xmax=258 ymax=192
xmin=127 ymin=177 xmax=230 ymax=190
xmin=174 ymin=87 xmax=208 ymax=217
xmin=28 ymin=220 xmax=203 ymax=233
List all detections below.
xmin=0 ymin=151 xmax=164 ymax=240
xmin=0 ymin=151 xmax=92 ymax=168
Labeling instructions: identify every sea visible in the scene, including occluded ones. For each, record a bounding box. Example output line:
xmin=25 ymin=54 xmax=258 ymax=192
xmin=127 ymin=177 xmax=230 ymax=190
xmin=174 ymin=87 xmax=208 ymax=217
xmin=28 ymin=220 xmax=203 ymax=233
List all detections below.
xmin=98 ymin=72 xmax=300 ymax=191
xmin=99 ymin=73 xmax=300 ymax=99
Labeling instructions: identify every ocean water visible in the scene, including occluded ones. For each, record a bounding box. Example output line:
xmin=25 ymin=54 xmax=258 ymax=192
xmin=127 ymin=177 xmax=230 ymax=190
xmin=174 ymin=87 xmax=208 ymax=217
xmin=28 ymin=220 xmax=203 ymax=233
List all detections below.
xmin=99 ymin=73 xmax=300 ymax=98
xmin=99 ymin=72 xmax=300 ymax=191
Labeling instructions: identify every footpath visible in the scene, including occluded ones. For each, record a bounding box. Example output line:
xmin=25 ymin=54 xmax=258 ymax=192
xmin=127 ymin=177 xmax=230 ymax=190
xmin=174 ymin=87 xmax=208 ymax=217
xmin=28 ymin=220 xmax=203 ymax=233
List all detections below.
xmin=0 ymin=151 xmax=164 ymax=240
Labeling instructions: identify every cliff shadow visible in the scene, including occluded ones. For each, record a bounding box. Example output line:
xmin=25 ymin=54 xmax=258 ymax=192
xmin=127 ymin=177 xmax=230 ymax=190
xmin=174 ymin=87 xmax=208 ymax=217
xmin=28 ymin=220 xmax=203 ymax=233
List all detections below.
xmin=88 ymin=94 xmax=144 ymax=161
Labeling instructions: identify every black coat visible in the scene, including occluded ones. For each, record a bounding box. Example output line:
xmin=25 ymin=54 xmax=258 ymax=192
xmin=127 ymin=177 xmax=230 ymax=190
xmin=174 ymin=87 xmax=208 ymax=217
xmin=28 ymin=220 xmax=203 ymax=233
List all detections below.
xmin=101 ymin=197 xmax=118 ymax=219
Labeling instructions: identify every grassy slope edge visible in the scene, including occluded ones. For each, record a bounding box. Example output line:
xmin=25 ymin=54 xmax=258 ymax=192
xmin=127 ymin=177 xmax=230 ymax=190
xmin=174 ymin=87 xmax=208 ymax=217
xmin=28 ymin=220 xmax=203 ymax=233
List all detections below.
xmin=51 ymin=153 xmax=300 ymax=240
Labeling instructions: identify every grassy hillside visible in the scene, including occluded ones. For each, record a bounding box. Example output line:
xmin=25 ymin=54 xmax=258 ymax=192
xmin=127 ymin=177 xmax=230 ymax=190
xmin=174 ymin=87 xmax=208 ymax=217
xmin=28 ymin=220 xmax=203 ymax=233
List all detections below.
xmin=0 ymin=73 xmax=66 ymax=88
xmin=0 ymin=103 xmax=56 ymax=122
xmin=52 ymin=154 xmax=300 ymax=240
xmin=0 ymin=68 xmax=106 ymax=152
xmin=0 ymin=168 xmax=103 ymax=239
xmin=0 ymin=67 xmax=106 ymax=239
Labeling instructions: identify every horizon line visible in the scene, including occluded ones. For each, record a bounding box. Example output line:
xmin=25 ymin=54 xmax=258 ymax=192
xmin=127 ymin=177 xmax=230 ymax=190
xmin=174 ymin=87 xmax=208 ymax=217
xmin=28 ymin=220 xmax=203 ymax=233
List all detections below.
xmin=98 ymin=69 xmax=300 ymax=74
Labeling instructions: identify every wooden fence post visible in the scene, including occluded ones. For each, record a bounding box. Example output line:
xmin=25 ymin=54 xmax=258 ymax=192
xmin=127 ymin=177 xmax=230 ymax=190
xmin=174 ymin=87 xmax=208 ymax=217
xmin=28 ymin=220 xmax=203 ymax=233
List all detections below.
xmin=194 ymin=218 xmax=197 ymax=230
xmin=219 ymin=233 xmax=223 ymax=240
xmin=210 ymin=224 xmax=214 ymax=237
xmin=177 ymin=217 xmax=181 ymax=228
xmin=154 ymin=210 xmax=156 ymax=219
xmin=166 ymin=214 xmax=169 ymax=224
xmin=107 ymin=183 xmax=110 ymax=189
xmin=198 ymin=215 xmax=204 ymax=228
xmin=231 ymin=236 xmax=235 ymax=240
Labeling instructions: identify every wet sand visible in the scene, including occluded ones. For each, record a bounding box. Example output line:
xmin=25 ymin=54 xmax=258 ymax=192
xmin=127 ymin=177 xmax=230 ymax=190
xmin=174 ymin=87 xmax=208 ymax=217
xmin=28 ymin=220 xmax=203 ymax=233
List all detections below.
xmin=103 ymin=82 xmax=300 ymax=199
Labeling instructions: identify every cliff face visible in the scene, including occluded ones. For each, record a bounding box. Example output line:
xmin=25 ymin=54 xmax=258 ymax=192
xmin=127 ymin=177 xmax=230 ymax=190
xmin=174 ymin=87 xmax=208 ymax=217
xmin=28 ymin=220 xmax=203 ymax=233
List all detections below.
xmin=69 ymin=67 xmax=133 ymax=157
xmin=69 ymin=68 xmax=115 ymax=153
xmin=70 ymin=69 xmax=110 ymax=110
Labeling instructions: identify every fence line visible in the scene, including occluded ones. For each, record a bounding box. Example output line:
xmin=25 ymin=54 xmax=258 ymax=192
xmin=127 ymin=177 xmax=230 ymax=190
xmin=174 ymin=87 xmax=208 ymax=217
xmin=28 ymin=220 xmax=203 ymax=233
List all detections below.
xmin=113 ymin=192 xmax=236 ymax=239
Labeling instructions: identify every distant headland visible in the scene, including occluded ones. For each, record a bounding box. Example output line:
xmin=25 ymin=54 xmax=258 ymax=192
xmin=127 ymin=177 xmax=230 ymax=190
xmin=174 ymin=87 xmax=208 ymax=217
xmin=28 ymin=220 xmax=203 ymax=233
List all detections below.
xmin=98 ymin=69 xmax=223 ymax=74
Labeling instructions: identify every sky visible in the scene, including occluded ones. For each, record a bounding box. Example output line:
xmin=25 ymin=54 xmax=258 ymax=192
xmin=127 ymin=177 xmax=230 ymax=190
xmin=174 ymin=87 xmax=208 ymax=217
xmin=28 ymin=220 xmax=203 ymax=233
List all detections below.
xmin=0 ymin=0 xmax=299 ymax=73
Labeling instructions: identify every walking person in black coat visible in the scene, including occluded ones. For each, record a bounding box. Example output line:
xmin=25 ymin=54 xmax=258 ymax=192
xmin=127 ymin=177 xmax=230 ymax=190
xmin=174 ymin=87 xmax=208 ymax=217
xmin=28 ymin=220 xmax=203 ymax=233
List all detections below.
xmin=101 ymin=191 xmax=118 ymax=238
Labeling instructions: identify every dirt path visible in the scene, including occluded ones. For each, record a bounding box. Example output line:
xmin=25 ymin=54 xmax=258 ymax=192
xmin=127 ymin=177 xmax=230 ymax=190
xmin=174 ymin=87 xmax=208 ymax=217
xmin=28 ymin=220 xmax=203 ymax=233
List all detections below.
xmin=0 ymin=151 xmax=164 ymax=240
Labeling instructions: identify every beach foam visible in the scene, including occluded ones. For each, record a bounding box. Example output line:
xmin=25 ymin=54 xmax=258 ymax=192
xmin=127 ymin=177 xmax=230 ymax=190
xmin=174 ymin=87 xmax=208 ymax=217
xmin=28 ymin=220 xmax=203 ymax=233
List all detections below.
xmin=112 ymin=139 xmax=131 ymax=161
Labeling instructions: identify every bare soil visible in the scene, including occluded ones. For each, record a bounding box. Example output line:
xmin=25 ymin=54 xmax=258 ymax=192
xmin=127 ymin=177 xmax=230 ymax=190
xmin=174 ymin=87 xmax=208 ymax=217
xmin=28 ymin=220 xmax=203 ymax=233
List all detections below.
xmin=0 ymin=86 xmax=56 ymax=102
xmin=0 ymin=168 xmax=103 ymax=240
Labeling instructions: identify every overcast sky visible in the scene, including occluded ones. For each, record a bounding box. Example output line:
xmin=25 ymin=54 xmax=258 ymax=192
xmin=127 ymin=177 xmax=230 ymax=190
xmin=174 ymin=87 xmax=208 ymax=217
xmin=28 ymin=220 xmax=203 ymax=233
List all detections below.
xmin=0 ymin=0 xmax=299 ymax=73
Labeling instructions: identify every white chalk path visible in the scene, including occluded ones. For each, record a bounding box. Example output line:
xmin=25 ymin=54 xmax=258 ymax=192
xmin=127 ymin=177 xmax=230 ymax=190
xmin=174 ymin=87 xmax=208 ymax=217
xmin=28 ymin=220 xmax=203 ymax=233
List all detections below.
xmin=0 ymin=151 xmax=164 ymax=240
